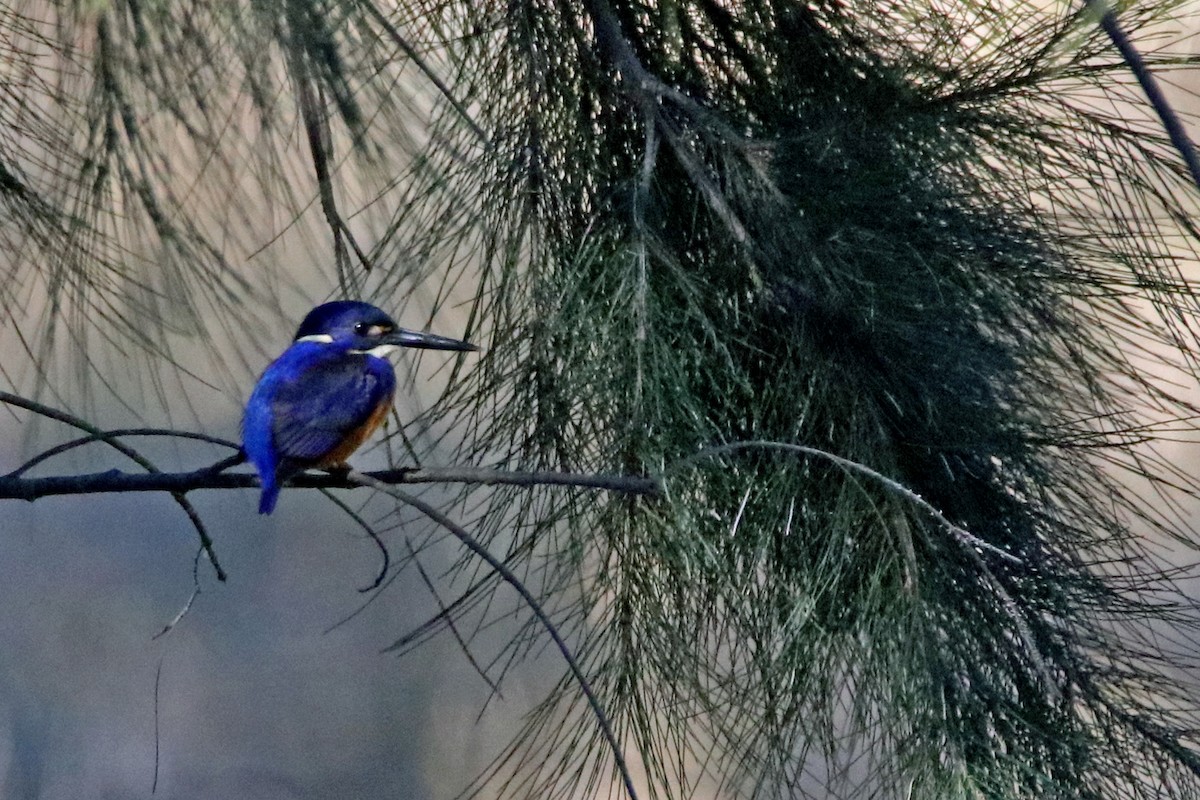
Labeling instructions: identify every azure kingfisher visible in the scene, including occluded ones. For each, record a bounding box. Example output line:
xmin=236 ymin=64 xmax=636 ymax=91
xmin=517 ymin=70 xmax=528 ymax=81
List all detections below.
xmin=243 ymin=300 xmax=477 ymax=514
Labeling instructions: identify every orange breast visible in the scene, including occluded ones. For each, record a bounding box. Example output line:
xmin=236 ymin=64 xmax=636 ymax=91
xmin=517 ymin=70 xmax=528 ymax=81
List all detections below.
xmin=315 ymin=397 xmax=393 ymax=467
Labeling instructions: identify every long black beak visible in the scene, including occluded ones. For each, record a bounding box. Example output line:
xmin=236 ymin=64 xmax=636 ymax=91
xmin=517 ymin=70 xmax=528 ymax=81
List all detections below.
xmin=383 ymin=328 xmax=479 ymax=352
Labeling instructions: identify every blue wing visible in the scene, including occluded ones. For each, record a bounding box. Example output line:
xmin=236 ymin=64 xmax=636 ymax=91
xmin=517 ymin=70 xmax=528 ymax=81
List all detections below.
xmin=243 ymin=342 xmax=396 ymax=514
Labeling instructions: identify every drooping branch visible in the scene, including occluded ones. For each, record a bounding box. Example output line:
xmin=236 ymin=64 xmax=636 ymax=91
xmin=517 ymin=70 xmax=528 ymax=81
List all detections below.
xmin=1086 ymin=0 xmax=1200 ymax=193
xmin=671 ymin=440 xmax=1022 ymax=563
xmin=346 ymin=469 xmax=641 ymax=800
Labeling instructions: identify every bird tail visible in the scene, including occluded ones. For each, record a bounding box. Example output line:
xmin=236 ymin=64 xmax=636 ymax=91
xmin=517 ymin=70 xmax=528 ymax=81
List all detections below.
xmin=258 ymin=477 xmax=280 ymax=515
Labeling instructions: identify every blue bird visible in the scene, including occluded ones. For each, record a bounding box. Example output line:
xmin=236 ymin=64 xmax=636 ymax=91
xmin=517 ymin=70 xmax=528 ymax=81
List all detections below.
xmin=243 ymin=300 xmax=477 ymax=514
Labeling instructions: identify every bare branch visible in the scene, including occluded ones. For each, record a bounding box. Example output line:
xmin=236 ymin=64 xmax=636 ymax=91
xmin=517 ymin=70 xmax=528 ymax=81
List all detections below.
xmin=7 ymin=428 xmax=239 ymax=479
xmin=0 ymin=463 xmax=661 ymax=501
xmin=317 ymin=488 xmax=391 ymax=592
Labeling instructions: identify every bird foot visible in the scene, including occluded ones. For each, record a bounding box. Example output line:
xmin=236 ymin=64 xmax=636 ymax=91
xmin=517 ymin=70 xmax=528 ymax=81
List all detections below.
xmin=324 ymin=463 xmax=352 ymax=479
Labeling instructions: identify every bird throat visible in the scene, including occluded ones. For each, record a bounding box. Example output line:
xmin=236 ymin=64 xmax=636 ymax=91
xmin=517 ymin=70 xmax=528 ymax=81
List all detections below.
xmin=348 ymin=344 xmax=399 ymax=358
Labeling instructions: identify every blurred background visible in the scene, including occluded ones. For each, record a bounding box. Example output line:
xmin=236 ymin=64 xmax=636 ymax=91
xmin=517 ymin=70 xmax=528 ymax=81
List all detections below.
xmin=0 ymin=4 xmax=523 ymax=795
xmin=0 ymin=184 xmax=528 ymax=799
xmin=2 ymin=1 xmax=1200 ymax=799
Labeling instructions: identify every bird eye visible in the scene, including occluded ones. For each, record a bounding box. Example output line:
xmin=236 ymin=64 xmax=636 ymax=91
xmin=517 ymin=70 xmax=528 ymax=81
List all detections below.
xmin=353 ymin=322 xmax=369 ymax=335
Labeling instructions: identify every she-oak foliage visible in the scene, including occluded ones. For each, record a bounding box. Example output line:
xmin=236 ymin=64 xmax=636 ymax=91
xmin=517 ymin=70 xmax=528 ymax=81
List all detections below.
xmin=6 ymin=0 xmax=1200 ymax=798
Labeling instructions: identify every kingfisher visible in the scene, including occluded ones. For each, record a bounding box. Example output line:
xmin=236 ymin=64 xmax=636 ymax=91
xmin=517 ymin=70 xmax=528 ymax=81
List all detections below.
xmin=243 ymin=300 xmax=477 ymax=514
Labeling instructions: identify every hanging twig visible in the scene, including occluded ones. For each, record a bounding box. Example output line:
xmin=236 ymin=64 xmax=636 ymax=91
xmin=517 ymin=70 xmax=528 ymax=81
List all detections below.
xmin=346 ymin=470 xmax=640 ymax=800
xmin=401 ymin=538 xmax=503 ymax=698
xmin=358 ymin=0 xmax=490 ymax=146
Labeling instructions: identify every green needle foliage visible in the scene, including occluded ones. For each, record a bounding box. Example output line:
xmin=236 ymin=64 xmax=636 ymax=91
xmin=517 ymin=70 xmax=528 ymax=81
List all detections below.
xmin=424 ymin=3 xmax=1200 ymax=796
xmin=422 ymin=1 xmax=1200 ymax=798
xmin=6 ymin=0 xmax=1200 ymax=798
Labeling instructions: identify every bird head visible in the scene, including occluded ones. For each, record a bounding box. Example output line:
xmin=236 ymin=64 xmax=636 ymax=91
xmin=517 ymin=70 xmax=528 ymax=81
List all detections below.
xmin=293 ymin=300 xmax=478 ymax=355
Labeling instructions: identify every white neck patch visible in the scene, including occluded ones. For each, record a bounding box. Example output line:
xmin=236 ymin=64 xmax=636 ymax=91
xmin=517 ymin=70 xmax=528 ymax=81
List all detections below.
xmin=295 ymin=333 xmax=334 ymax=344
xmin=348 ymin=344 xmax=399 ymax=358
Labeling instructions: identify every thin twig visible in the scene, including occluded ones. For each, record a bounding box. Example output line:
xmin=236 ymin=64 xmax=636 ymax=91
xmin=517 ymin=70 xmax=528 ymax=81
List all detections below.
xmin=346 ymin=470 xmax=640 ymax=800
xmin=965 ymin=547 xmax=1061 ymax=704
xmin=153 ymin=584 xmax=201 ymax=640
xmin=317 ymin=488 xmax=391 ymax=591
xmin=6 ymin=428 xmax=239 ymax=479
xmin=0 ymin=392 xmax=227 ymax=581
xmin=155 ymin=546 xmax=207 ymax=640
xmin=403 ymin=538 xmax=503 ymax=697
xmin=294 ymin=60 xmax=374 ymax=275
xmin=152 ymin=656 xmax=163 ymax=794
xmin=358 ymin=0 xmax=490 ymax=145
xmin=675 ymin=440 xmax=1056 ymax=697
xmin=671 ymin=440 xmax=1022 ymax=564
xmin=375 ymin=572 xmax=497 ymax=646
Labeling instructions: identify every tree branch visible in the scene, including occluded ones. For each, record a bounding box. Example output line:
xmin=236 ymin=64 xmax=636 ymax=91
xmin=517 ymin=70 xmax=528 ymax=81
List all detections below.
xmin=1086 ymin=0 xmax=1200 ymax=194
xmin=358 ymin=0 xmax=490 ymax=146
xmin=0 ymin=463 xmax=662 ymax=501
xmin=0 ymin=392 xmax=229 ymax=581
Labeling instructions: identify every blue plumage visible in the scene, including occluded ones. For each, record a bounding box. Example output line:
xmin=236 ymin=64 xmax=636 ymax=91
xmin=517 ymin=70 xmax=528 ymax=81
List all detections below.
xmin=243 ymin=301 xmax=476 ymax=514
